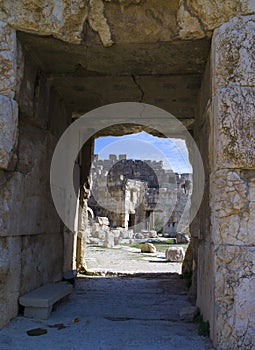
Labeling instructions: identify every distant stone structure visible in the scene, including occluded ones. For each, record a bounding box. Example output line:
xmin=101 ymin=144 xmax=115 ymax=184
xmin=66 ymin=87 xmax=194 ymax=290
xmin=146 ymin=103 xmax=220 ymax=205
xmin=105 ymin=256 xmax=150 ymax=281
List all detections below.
xmin=88 ymin=154 xmax=192 ymax=234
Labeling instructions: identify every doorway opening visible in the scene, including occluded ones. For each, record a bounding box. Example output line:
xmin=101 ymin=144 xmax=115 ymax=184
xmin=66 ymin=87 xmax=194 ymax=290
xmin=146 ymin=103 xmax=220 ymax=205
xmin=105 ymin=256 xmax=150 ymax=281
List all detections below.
xmin=80 ymin=130 xmax=192 ymax=276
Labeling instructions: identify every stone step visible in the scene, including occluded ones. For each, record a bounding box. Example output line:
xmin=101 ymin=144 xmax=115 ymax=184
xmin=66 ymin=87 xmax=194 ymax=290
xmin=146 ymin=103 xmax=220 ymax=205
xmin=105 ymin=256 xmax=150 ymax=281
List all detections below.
xmin=19 ymin=282 xmax=73 ymax=319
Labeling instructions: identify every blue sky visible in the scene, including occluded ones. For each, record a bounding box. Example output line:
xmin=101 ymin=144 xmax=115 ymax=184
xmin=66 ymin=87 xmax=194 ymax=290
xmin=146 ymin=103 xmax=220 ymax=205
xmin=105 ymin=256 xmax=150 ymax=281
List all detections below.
xmin=94 ymin=132 xmax=192 ymax=173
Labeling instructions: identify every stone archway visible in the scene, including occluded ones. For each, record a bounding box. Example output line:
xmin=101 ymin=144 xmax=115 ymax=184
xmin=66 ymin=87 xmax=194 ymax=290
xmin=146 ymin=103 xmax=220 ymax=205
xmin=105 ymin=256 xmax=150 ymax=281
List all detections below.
xmin=0 ymin=2 xmax=255 ymax=348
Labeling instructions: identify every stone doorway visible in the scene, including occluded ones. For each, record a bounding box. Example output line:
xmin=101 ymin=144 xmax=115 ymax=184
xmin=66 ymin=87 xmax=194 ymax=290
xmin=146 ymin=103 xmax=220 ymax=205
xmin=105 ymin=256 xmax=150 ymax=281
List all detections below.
xmin=2 ymin=27 xmax=210 ymax=334
xmin=1 ymin=5 xmax=255 ymax=347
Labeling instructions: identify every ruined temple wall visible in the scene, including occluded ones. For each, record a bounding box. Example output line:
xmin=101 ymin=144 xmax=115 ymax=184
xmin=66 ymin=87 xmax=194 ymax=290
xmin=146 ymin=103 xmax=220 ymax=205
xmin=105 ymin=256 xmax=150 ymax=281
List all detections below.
xmin=90 ymin=157 xmax=191 ymax=231
xmin=210 ymin=15 xmax=255 ymax=349
xmin=195 ymin=16 xmax=255 ymax=348
xmin=0 ymin=26 xmax=71 ymax=327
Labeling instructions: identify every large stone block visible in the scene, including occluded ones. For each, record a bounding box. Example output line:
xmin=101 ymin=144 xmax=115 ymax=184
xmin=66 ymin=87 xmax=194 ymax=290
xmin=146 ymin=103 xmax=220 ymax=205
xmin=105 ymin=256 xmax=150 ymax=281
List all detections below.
xmin=0 ymin=1 xmax=88 ymax=44
xmin=177 ymin=1 xmax=204 ymax=40
xmin=0 ymin=21 xmax=17 ymax=98
xmin=213 ymin=86 xmax=255 ymax=169
xmin=0 ymin=237 xmax=21 ymax=328
xmin=215 ymin=245 xmax=255 ymax=349
xmin=0 ymin=95 xmax=18 ymax=170
xmin=0 ymin=124 xmax=60 ymax=237
xmin=20 ymin=233 xmax=63 ymax=294
xmin=211 ymin=170 xmax=255 ymax=246
xmin=186 ymin=0 xmax=255 ymax=31
xmin=213 ymin=15 xmax=255 ymax=89
xmin=102 ymin=0 xmax=179 ymax=44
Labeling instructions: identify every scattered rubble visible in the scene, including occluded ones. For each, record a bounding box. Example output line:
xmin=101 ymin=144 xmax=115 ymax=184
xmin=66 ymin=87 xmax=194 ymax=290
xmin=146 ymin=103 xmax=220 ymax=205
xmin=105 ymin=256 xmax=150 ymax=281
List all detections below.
xmin=140 ymin=243 xmax=157 ymax=254
xmin=165 ymin=247 xmax=185 ymax=262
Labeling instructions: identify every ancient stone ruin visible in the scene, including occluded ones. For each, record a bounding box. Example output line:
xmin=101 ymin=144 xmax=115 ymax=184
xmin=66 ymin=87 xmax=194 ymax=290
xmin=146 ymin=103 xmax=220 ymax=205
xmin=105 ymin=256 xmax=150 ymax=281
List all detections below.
xmin=1 ymin=1 xmax=255 ymax=348
xmin=88 ymin=154 xmax=191 ymax=234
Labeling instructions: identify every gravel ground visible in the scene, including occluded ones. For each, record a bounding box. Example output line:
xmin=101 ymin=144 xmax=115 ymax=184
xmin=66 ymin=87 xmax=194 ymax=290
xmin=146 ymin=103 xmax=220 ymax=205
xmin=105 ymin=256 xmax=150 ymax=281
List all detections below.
xmin=0 ymin=245 xmax=214 ymax=350
xmin=84 ymin=245 xmax=183 ymax=275
xmin=0 ymin=276 xmax=214 ymax=350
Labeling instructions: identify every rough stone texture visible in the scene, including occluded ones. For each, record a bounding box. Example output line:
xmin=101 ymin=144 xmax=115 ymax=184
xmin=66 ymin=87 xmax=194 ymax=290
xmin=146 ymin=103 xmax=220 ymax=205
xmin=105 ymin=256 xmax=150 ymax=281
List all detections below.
xmin=0 ymin=124 xmax=60 ymax=237
xmin=215 ymin=246 xmax=255 ymax=349
xmin=0 ymin=95 xmax=18 ymax=170
xmin=213 ymin=15 xmax=255 ymax=89
xmin=213 ymin=86 xmax=255 ymax=170
xmin=165 ymin=247 xmax=185 ymax=262
xmin=140 ymin=243 xmax=156 ymax=254
xmin=0 ymin=0 xmax=254 ymax=49
xmin=210 ymin=170 xmax=255 ymax=246
xmin=0 ymin=21 xmax=17 ymax=98
xmin=0 ymin=45 xmax=71 ymax=329
xmin=88 ymin=0 xmax=113 ymax=47
xmin=20 ymin=233 xmax=63 ymax=295
xmin=177 ymin=1 xmax=205 ymax=40
xmin=209 ymin=14 xmax=255 ymax=349
xmin=0 ymin=237 xmax=21 ymax=329
xmin=212 ymin=16 xmax=255 ymax=170
xmin=103 ymin=0 xmax=179 ymax=43
xmin=185 ymin=0 xmax=254 ymax=30
xmin=0 ymin=0 xmax=88 ymax=44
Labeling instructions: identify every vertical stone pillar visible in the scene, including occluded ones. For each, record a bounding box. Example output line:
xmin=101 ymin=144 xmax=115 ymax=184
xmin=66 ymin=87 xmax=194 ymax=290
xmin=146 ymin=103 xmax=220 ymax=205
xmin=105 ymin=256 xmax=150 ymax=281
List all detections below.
xmin=0 ymin=20 xmax=21 ymax=328
xmin=211 ymin=15 xmax=255 ymax=349
xmin=0 ymin=20 xmax=18 ymax=170
xmin=189 ymin=56 xmax=215 ymax=327
xmin=76 ymin=137 xmax=94 ymax=270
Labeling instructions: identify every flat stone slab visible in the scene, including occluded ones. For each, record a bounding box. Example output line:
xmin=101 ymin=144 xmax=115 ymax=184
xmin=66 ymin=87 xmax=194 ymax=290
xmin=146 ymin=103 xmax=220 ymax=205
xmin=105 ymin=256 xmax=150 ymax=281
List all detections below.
xmin=19 ymin=282 xmax=72 ymax=319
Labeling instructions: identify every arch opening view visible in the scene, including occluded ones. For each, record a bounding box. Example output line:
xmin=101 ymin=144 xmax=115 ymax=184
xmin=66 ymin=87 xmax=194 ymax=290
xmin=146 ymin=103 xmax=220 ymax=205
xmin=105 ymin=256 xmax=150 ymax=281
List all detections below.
xmin=80 ymin=131 xmax=193 ymax=275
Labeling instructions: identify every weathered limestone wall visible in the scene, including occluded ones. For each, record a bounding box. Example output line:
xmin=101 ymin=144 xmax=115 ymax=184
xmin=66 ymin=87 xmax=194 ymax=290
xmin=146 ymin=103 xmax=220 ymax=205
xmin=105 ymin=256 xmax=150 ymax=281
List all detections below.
xmin=1 ymin=0 xmax=255 ymax=48
xmin=0 ymin=26 xmax=71 ymax=327
xmin=209 ymin=15 xmax=255 ymax=349
xmin=192 ymin=55 xmax=215 ymax=335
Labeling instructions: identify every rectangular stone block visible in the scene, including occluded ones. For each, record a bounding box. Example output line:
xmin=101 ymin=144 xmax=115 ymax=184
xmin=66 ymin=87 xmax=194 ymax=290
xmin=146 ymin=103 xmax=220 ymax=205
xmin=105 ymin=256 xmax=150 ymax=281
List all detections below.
xmin=19 ymin=282 xmax=72 ymax=319
xmin=0 ymin=236 xmax=21 ymax=328
xmin=213 ymin=15 xmax=255 ymax=89
xmin=213 ymin=86 xmax=255 ymax=169
xmin=1 ymin=1 xmax=87 ymax=44
xmin=0 ymin=21 xmax=17 ymax=98
xmin=24 ymin=306 xmax=52 ymax=320
xmin=210 ymin=170 xmax=255 ymax=246
xmin=215 ymin=245 xmax=255 ymax=349
xmin=0 ymin=95 xmax=18 ymax=170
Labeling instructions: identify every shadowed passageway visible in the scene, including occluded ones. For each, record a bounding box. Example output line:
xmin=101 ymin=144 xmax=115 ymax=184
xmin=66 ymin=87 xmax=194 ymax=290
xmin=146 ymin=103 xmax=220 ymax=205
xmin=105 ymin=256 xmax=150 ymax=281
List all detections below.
xmin=0 ymin=275 xmax=214 ymax=350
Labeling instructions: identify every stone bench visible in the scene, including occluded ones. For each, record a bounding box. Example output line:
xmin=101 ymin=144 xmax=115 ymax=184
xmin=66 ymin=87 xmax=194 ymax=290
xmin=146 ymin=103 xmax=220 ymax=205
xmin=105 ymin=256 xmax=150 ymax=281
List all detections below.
xmin=19 ymin=282 xmax=73 ymax=319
